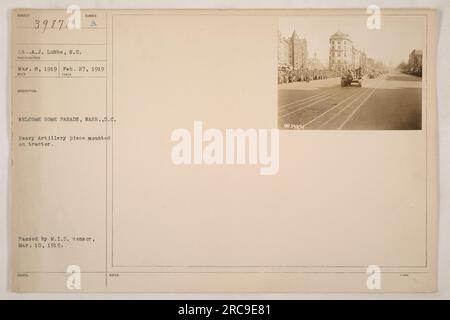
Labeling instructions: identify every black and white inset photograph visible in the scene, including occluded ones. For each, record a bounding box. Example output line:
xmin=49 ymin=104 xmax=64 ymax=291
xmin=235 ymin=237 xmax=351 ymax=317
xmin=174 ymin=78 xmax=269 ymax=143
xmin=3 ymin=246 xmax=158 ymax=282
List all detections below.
xmin=278 ymin=15 xmax=425 ymax=130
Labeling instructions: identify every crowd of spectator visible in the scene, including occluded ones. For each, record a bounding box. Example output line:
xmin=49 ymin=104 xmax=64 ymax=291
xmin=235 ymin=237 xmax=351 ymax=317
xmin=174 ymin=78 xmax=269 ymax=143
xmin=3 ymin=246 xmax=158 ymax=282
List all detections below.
xmin=278 ymin=66 xmax=337 ymax=84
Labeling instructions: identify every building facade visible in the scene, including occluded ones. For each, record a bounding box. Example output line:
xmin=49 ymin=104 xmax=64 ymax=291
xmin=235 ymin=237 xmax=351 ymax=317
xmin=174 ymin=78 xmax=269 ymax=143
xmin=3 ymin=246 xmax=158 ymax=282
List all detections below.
xmin=328 ymin=31 xmax=353 ymax=72
xmin=352 ymin=47 xmax=361 ymax=69
xmin=278 ymin=31 xmax=290 ymax=66
xmin=359 ymin=51 xmax=367 ymax=70
xmin=278 ymin=30 xmax=308 ymax=68
xmin=289 ymin=31 xmax=308 ymax=68
xmin=367 ymin=57 xmax=375 ymax=70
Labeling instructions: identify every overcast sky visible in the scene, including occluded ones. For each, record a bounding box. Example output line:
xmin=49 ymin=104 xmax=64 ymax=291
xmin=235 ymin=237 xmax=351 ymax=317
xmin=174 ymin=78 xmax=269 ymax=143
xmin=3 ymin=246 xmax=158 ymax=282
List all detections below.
xmin=279 ymin=15 xmax=426 ymax=67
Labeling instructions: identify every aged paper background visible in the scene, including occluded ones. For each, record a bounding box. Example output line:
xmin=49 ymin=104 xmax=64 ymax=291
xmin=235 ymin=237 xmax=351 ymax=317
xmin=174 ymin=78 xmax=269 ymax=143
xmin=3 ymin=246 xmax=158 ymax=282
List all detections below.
xmin=5 ymin=6 xmax=441 ymax=294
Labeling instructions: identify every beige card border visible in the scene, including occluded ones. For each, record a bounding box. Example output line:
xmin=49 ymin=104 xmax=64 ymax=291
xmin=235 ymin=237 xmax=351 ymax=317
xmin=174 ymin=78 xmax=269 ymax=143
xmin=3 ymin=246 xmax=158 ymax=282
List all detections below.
xmin=10 ymin=8 xmax=438 ymax=292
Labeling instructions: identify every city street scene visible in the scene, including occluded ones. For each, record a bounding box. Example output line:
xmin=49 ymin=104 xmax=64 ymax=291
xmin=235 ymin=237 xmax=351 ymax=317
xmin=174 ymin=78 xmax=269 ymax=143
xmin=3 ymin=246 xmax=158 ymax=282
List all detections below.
xmin=278 ymin=16 xmax=425 ymax=130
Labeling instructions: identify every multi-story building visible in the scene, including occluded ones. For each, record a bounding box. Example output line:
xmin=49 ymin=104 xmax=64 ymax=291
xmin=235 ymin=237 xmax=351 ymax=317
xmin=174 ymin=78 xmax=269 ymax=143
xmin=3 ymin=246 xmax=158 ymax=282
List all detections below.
xmin=352 ymin=47 xmax=361 ymax=69
xmin=367 ymin=57 xmax=375 ymax=70
xmin=278 ymin=30 xmax=308 ymax=69
xmin=278 ymin=31 xmax=290 ymax=66
xmin=328 ymin=31 xmax=353 ymax=72
xmin=289 ymin=30 xmax=308 ymax=68
xmin=359 ymin=51 xmax=367 ymax=70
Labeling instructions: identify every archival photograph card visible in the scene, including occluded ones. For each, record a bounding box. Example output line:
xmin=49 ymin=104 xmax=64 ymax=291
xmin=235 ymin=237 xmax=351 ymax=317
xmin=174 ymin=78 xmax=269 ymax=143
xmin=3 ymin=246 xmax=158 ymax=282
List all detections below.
xmin=10 ymin=8 xmax=438 ymax=293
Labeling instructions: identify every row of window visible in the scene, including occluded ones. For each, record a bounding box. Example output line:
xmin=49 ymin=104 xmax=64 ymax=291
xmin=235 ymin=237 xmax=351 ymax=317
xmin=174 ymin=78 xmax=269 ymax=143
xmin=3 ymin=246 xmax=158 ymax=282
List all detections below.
xmin=333 ymin=52 xmax=350 ymax=57
xmin=331 ymin=40 xmax=348 ymax=45
xmin=330 ymin=57 xmax=351 ymax=62
xmin=331 ymin=45 xmax=348 ymax=50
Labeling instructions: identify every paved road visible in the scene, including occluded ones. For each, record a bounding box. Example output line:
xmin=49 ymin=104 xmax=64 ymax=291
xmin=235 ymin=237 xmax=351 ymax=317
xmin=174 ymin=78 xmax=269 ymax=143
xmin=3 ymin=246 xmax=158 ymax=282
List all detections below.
xmin=278 ymin=73 xmax=422 ymax=130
